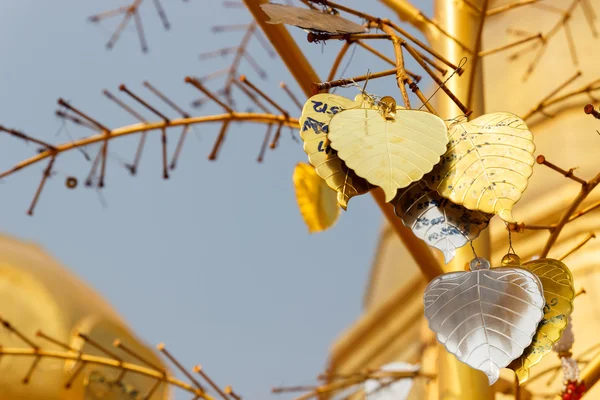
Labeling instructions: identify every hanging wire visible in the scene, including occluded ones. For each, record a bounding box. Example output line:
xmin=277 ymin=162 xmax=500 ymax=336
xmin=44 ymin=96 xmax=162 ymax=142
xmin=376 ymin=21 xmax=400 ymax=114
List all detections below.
xmin=55 ymin=104 xmax=93 ymax=161
xmin=332 ymin=42 xmax=358 ymax=94
xmin=506 ymin=221 xmax=517 ymax=256
xmin=469 ymin=240 xmax=479 ymax=259
xmin=419 ymin=57 xmax=468 ymax=111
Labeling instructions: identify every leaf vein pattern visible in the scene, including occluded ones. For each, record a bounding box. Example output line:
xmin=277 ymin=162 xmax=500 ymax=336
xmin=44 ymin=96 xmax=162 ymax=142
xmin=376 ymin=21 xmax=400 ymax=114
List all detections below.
xmin=480 ymin=284 xmax=541 ymax=308
xmin=426 ymin=279 xmax=476 ymax=320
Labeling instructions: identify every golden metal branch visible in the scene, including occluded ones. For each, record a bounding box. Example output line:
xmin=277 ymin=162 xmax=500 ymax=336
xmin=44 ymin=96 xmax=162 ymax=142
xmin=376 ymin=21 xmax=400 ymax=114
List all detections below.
xmin=381 ymin=25 xmax=412 ymax=108
xmin=295 ymin=0 xmax=463 ymax=74
xmin=461 ymin=0 xmax=482 ymax=13
xmin=486 ymin=0 xmax=540 ymax=17
xmin=382 ymin=20 xmax=463 ymax=73
xmin=0 ymin=126 xmax=57 ymax=151
xmin=525 ymin=342 xmax=600 ymax=388
xmin=313 ymin=69 xmax=401 ymax=92
xmin=372 ymin=188 xmax=444 ymax=279
xmin=326 ymin=41 xmax=352 ymax=82
xmin=257 ymin=124 xmax=273 ymax=163
xmin=55 ymin=111 xmax=98 ymax=132
xmin=88 ymin=0 xmax=174 ymax=53
xmin=354 ymin=41 xmax=421 ymax=82
xmin=1 ymin=111 xmax=296 ymax=215
xmin=158 ymin=344 xmax=206 ymax=392
xmin=380 ymin=0 xmax=471 ymax=52
xmin=225 ymin=385 xmax=242 ymax=400
xmin=478 ymin=33 xmax=542 ymax=57
xmin=378 ymin=0 xmax=431 ymax=34
xmin=352 ymin=31 xmax=449 ymax=76
xmin=208 ymin=121 xmax=232 ymax=160
xmin=194 ymin=21 xmax=273 ymax=110
xmin=514 ymin=0 xmax=594 ymax=82
xmin=578 ymin=351 xmax=600 ymax=399
xmin=258 ymin=0 xmax=467 ymax=115
xmin=536 ymin=155 xmax=587 ymax=185
xmin=402 ymin=41 xmax=471 ymax=115
xmin=313 ymin=64 xmax=438 ymax=115
xmin=1 ymin=113 xmax=295 ymax=180
xmin=186 ymin=78 xmax=234 ymax=114
xmin=194 ymin=365 xmax=230 ymax=400
xmin=0 ymin=347 xmax=213 ymax=398
xmin=523 ymin=75 xmax=600 ymax=122
xmin=508 ymin=199 xmax=600 ymax=232
xmin=308 ymin=33 xmax=391 ymax=42
xmin=522 ymin=71 xmax=582 ymax=119
xmin=273 ymin=368 xmax=431 ymax=400
xmin=585 ymin=104 xmax=600 ymax=120
xmin=279 ymin=82 xmax=303 ymax=110
xmin=558 ymin=233 xmax=596 ymax=261
xmin=244 ymin=0 xmax=469 ymax=282
xmin=541 ymin=170 xmax=600 ymax=257
xmin=242 ymin=0 xmax=319 ymax=96
xmin=0 ymin=318 xmax=217 ymax=399
xmin=465 ymin=0 xmax=489 ymax=109
xmin=240 ymin=75 xmax=289 ymax=117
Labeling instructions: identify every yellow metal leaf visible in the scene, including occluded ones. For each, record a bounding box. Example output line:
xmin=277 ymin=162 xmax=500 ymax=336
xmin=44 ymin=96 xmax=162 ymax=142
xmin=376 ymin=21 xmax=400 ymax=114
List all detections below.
xmin=508 ymin=258 xmax=575 ymax=384
xmin=425 ymin=113 xmax=535 ymax=222
xmin=328 ymin=108 xmax=449 ymax=202
xmin=293 ymin=162 xmax=340 ymax=233
xmin=299 ymin=93 xmax=371 ymax=209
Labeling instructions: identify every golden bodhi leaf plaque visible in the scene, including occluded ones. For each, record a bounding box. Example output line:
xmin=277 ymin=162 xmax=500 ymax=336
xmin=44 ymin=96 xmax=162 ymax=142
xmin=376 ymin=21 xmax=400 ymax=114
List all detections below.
xmin=328 ymin=107 xmax=448 ymax=202
xmin=293 ymin=162 xmax=340 ymax=233
xmin=392 ymin=179 xmax=493 ymax=263
xmin=508 ymin=257 xmax=575 ymax=384
xmin=425 ymin=113 xmax=535 ymax=222
xmin=423 ymin=257 xmax=545 ymax=385
xmin=299 ymin=93 xmax=373 ymax=209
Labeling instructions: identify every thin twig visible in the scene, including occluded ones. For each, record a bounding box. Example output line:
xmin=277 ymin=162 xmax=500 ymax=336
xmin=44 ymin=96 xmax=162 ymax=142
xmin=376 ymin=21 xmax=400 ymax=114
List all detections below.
xmin=381 ymin=25 xmax=411 ymax=108
xmin=541 ymin=171 xmax=600 ymax=257
xmin=558 ymin=233 xmax=596 ymax=261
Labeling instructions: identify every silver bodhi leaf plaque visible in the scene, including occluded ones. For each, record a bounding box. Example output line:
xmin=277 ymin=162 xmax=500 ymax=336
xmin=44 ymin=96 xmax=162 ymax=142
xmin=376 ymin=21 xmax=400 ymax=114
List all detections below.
xmin=423 ymin=257 xmax=545 ymax=385
xmin=392 ymin=180 xmax=493 ymax=263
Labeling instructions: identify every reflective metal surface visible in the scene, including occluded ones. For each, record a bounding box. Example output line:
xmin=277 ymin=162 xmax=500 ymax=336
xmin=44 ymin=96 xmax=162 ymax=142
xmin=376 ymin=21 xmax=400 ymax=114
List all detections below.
xmin=392 ymin=179 xmax=492 ymax=263
xmin=293 ymin=162 xmax=340 ymax=233
xmin=329 ymin=108 xmax=449 ymax=202
xmin=509 ymin=258 xmax=575 ymax=384
xmin=299 ymin=93 xmax=371 ymax=209
xmin=423 ymin=257 xmax=545 ymax=385
xmin=426 ymin=112 xmax=535 ymax=222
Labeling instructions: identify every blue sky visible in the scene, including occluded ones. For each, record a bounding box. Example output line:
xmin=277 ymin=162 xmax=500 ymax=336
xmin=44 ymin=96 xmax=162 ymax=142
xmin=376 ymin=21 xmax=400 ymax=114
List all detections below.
xmin=0 ymin=1 xmax=431 ymax=397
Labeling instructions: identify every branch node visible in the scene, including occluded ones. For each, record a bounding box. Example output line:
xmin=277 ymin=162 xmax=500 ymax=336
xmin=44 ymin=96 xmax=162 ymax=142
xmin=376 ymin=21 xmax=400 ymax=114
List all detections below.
xmin=584 ymin=104 xmax=600 ymax=119
xmin=536 ymin=155 xmax=587 ymax=185
xmin=185 ymin=77 xmax=234 ymax=114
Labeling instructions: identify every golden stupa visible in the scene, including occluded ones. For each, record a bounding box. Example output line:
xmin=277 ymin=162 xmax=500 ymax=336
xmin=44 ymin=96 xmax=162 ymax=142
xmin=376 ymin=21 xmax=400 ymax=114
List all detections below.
xmin=0 ymin=234 xmax=169 ymax=400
